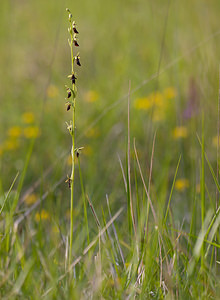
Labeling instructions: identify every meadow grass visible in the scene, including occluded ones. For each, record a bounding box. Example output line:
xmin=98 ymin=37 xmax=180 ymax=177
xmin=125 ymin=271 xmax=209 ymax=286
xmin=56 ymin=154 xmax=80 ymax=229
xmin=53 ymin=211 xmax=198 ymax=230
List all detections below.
xmin=0 ymin=0 xmax=220 ymax=298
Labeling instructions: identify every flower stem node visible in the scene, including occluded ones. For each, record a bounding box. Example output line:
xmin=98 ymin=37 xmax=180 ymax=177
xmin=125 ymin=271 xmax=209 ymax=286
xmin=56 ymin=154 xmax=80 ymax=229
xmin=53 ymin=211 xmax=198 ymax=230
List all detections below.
xmin=74 ymin=147 xmax=84 ymax=157
xmin=65 ymin=175 xmax=72 ymax=189
xmin=68 ymin=73 xmax=77 ymax=85
xmin=66 ymin=122 xmax=73 ymax=134
xmin=68 ymin=27 xmax=73 ymax=35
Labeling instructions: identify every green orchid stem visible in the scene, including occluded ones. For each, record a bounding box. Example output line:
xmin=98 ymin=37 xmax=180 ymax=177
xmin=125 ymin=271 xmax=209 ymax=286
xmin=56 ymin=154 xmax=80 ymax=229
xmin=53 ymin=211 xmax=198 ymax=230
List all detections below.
xmin=69 ymin=100 xmax=75 ymax=269
xmin=68 ymin=12 xmax=78 ymax=269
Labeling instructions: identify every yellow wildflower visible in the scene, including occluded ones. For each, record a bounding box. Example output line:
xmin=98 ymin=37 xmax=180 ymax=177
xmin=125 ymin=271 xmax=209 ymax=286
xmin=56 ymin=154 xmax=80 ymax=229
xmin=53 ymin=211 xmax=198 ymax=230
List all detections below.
xmin=3 ymin=139 xmax=20 ymax=150
xmin=23 ymin=126 xmax=41 ymax=138
xmin=24 ymin=193 xmax=38 ymax=205
xmin=134 ymin=91 xmax=166 ymax=111
xmin=175 ymin=178 xmax=189 ymax=192
xmin=84 ymin=90 xmax=99 ymax=103
xmin=7 ymin=126 xmax=22 ymax=138
xmin=150 ymin=91 xmax=164 ymax=107
xmin=134 ymin=97 xmax=153 ymax=110
xmin=22 ymin=112 xmax=35 ymax=124
xmin=212 ymin=136 xmax=220 ymax=147
xmin=173 ymin=126 xmax=188 ymax=139
xmin=163 ymin=87 xmax=177 ymax=99
xmin=35 ymin=209 xmax=50 ymax=222
xmin=47 ymin=84 xmax=59 ymax=98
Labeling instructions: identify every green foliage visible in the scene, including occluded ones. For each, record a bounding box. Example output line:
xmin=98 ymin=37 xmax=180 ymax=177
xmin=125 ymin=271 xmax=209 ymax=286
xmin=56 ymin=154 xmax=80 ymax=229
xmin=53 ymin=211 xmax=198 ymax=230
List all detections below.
xmin=0 ymin=0 xmax=220 ymax=298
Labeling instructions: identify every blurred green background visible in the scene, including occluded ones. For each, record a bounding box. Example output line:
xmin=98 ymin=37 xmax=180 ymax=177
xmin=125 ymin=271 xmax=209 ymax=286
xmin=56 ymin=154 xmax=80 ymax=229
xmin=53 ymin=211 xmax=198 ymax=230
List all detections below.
xmin=1 ymin=0 xmax=220 ymax=227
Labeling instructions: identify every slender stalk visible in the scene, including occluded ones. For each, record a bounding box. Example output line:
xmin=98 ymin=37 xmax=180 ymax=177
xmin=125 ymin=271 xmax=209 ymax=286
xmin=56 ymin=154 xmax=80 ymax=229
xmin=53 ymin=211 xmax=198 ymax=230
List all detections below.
xmin=127 ymin=81 xmax=137 ymax=241
xmin=69 ymin=104 xmax=75 ymax=267
xmin=69 ymin=29 xmax=75 ymax=269
xmin=215 ymin=65 xmax=220 ymax=275
xmin=65 ymin=9 xmax=80 ymax=268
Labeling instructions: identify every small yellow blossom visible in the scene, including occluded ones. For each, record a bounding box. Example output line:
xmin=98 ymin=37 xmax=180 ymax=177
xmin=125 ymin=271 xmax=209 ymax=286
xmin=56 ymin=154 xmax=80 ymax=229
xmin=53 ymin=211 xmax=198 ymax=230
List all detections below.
xmin=85 ymin=127 xmax=100 ymax=138
xmin=22 ymin=112 xmax=35 ymax=124
xmin=173 ymin=126 xmax=188 ymax=139
xmin=134 ymin=92 xmax=166 ymax=111
xmin=212 ymin=136 xmax=220 ymax=147
xmin=23 ymin=126 xmax=41 ymax=138
xmin=150 ymin=91 xmax=164 ymax=107
xmin=3 ymin=139 xmax=20 ymax=150
xmin=7 ymin=126 xmax=22 ymax=138
xmin=24 ymin=194 xmax=38 ymax=205
xmin=84 ymin=90 xmax=99 ymax=103
xmin=163 ymin=87 xmax=177 ymax=99
xmin=47 ymin=84 xmax=59 ymax=98
xmin=134 ymin=97 xmax=153 ymax=110
xmin=175 ymin=178 xmax=189 ymax=192
xmin=35 ymin=209 xmax=50 ymax=222
xmin=125 ymin=262 xmax=131 ymax=269
xmin=134 ymin=89 xmax=175 ymax=116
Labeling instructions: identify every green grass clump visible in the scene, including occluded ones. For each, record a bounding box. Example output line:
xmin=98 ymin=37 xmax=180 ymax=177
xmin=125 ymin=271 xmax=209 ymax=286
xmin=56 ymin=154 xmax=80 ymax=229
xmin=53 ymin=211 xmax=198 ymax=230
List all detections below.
xmin=0 ymin=0 xmax=220 ymax=299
